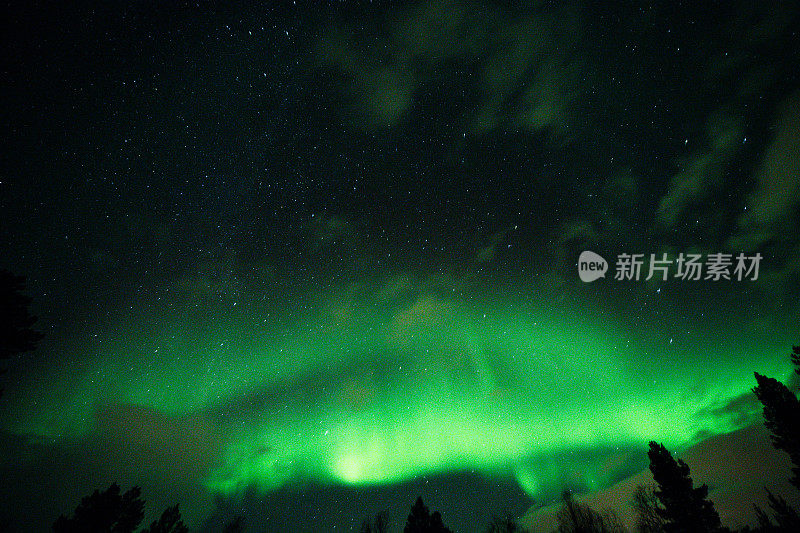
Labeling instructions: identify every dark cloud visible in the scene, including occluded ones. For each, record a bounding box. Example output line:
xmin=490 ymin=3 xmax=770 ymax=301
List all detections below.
xmin=315 ymin=0 xmax=585 ymax=137
xmin=731 ymin=91 xmax=800 ymax=248
xmin=656 ymin=112 xmax=744 ymax=229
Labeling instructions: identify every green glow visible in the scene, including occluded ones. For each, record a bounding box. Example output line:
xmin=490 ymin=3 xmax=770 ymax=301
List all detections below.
xmin=2 ymin=280 xmax=794 ymax=501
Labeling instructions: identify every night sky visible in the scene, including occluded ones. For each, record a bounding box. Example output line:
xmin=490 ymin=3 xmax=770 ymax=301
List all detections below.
xmin=2 ymin=1 xmax=800 ymax=532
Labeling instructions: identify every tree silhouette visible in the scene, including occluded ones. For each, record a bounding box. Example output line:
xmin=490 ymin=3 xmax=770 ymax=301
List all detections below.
xmin=52 ymin=483 xmax=145 ymax=533
xmin=753 ymin=346 xmax=800 ymax=490
xmin=0 ymin=270 xmax=43 ymax=398
xmin=751 ymin=488 xmax=800 ymax=531
xmin=429 ymin=510 xmax=451 ymax=533
xmin=404 ymin=496 xmax=452 ymax=533
xmin=52 ymin=484 xmax=191 ymax=533
xmin=631 ymin=484 xmax=666 ymax=533
xmin=555 ymin=491 xmax=625 ymax=533
xmin=647 ymin=442 xmax=723 ymax=533
xmin=360 ymin=510 xmax=389 ymax=533
xmin=140 ymin=504 xmax=188 ymax=533
xmin=405 ymin=497 xmax=430 ymax=533
xmin=751 ymin=346 xmax=800 ymax=530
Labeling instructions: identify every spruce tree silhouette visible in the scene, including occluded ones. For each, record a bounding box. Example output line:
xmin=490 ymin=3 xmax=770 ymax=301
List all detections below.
xmin=429 ymin=511 xmax=450 ymax=533
xmin=52 ymin=483 xmax=145 ymax=532
xmin=753 ymin=489 xmax=800 ymax=532
xmin=751 ymin=345 xmax=800 ymax=530
xmin=405 ymin=497 xmax=430 ymax=532
xmin=555 ymin=491 xmax=625 ymax=533
xmin=360 ymin=510 xmax=389 ymax=533
xmin=404 ymin=496 xmax=452 ymax=533
xmin=647 ymin=442 xmax=723 ymax=533
xmin=0 ymin=270 xmax=43 ymax=398
xmin=140 ymin=504 xmax=188 ymax=533
xmin=631 ymin=484 xmax=666 ymax=533
xmin=753 ymin=346 xmax=800 ymax=490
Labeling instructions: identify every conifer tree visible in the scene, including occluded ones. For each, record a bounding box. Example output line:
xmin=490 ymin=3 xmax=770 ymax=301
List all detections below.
xmin=52 ymin=483 xmax=145 ymax=533
xmin=753 ymin=346 xmax=800 ymax=490
xmin=647 ymin=442 xmax=722 ymax=533
xmin=0 ymin=270 xmax=43 ymax=398
xmin=632 ymin=484 xmax=666 ymax=533
xmin=141 ymin=504 xmax=188 ymax=533
xmin=556 ymin=491 xmax=625 ymax=533
xmin=361 ymin=510 xmax=389 ymax=533
xmin=405 ymin=497 xmax=431 ymax=533
xmin=404 ymin=496 xmax=452 ymax=533
xmin=751 ymin=345 xmax=800 ymax=530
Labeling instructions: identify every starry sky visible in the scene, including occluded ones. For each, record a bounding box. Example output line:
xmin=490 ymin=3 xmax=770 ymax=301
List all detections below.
xmin=1 ymin=1 xmax=800 ymax=531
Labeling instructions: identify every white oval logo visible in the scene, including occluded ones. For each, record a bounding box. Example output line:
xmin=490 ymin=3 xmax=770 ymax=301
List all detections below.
xmin=578 ymin=251 xmax=608 ymax=282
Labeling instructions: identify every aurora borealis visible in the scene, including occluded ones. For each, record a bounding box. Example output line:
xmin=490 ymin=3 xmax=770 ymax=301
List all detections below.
xmin=8 ymin=285 xmax=794 ymax=495
xmin=2 ymin=1 xmax=800 ymax=531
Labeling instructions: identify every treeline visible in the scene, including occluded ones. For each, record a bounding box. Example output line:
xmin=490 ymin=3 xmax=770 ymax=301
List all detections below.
xmin=3 ymin=273 xmax=799 ymax=532
xmin=49 ymin=346 xmax=800 ymax=532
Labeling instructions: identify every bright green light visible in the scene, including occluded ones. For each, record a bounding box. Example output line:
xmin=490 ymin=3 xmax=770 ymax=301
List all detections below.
xmin=3 ymin=281 xmax=794 ymax=501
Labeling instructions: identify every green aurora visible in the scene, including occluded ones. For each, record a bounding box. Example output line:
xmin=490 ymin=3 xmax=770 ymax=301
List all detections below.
xmin=3 ymin=3 xmax=800 ymax=528
xmin=4 ymin=276 xmax=793 ymax=502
